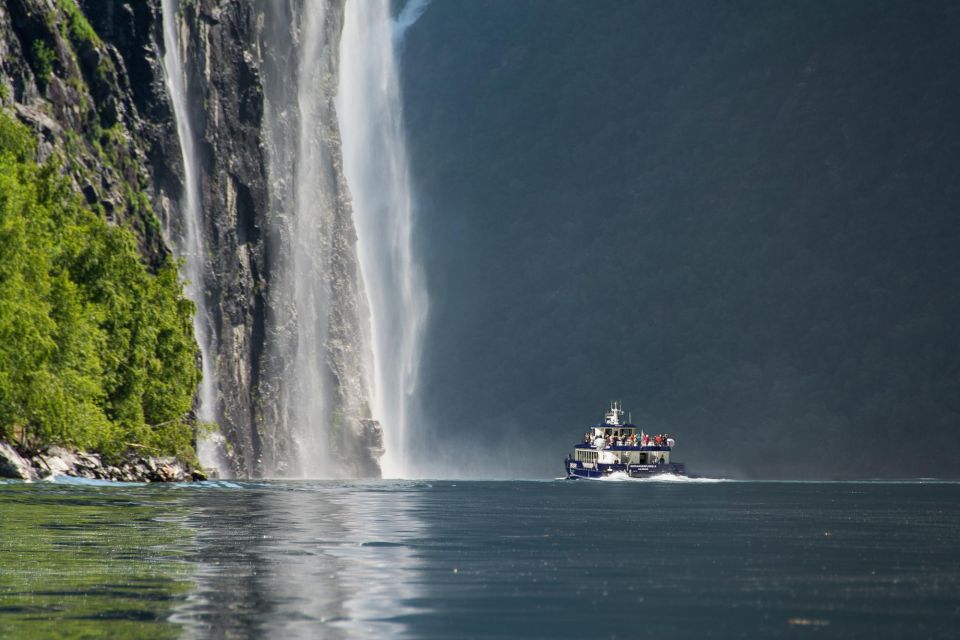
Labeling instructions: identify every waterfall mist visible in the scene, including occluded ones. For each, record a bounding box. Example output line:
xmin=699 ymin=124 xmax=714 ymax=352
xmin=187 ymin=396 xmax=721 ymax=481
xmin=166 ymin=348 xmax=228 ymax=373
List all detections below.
xmin=159 ymin=0 xmax=223 ymax=473
xmin=257 ymin=0 xmax=383 ymax=478
xmin=259 ymin=1 xmax=333 ymax=477
xmin=339 ymin=0 xmax=428 ymax=477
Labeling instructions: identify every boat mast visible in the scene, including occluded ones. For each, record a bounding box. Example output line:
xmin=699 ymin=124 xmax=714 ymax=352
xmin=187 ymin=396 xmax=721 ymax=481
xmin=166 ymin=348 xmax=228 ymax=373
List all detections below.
xmin=605 ymin=400 xmax=623 ymax=426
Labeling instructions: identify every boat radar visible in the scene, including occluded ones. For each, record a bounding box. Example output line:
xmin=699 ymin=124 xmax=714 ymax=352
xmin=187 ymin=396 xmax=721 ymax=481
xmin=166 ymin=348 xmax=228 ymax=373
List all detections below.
xmin=565 ymin=401 xmax=686 ymax=479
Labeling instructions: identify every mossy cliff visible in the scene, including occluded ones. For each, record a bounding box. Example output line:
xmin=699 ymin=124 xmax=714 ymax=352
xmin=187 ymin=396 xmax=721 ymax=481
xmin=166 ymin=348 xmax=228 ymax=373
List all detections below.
xmin=0 ymin=0 xmax=202 ymax=464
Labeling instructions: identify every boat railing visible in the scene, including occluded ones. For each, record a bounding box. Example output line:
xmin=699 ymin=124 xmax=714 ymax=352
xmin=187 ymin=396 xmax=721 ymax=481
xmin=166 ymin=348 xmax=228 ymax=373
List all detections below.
xmin=574 ymin=443 xmax=671 ymax=451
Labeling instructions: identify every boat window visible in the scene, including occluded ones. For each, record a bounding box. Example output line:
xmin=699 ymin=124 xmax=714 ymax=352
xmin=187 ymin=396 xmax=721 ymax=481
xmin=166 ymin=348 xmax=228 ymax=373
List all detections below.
xmin=576 ymin=449 xmax=599 ymax=463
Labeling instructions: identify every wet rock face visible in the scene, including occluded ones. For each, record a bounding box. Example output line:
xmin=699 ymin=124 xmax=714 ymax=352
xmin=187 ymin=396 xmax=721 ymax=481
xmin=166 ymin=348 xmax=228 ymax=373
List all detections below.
xmin=77 ymin=0 xmax=188 ymax=251
xmin=175 ymin=0 xmax=383 ymax=478
xmin=354 ymin=420 xmax=385 ymax=477
xmin=172 ymin=0 xmax=269 ymax=477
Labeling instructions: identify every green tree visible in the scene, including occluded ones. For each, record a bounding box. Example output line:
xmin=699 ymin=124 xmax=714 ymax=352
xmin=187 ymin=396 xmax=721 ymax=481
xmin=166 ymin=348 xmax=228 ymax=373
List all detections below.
xmin=0 ymin=110 xmax=201 ymax=460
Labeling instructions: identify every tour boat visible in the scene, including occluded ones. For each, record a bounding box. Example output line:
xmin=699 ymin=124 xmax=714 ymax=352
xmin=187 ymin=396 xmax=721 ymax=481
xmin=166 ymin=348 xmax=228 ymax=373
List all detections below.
xmin=565 ymin=401 xmax=686 ymax=479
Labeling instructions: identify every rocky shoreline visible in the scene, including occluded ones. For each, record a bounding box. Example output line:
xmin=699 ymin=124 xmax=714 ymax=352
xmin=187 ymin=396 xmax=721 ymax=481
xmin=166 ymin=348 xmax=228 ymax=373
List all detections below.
xmin=0 ymin=442 xmax=206 ymax=483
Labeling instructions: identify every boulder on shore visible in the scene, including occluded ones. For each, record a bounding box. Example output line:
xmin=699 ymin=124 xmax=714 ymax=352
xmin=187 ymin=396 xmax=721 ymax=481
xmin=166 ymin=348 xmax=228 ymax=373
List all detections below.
xmin=0 ymin=442 xmax=37 ymax=481
xmin=0 ymin=441 xmax=207 ymax=483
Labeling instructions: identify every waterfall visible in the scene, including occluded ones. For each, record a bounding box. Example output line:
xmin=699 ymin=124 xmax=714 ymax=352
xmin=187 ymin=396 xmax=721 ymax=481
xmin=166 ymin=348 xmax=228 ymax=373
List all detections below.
xmin=287 ymin=1 xmax=334 ymax=477
xmin=156 ymin=0 xmax=423 ymax=478
xmin=159 ymin=0 xmax=223 ymax=472
xmin=258 ymin=0 xmax=383 ymax=478
xmin=338 ymin=0 xmax=428 ymax=477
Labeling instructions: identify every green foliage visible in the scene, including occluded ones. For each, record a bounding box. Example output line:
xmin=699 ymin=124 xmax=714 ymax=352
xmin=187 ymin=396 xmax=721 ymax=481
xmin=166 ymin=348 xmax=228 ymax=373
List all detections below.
xmin=30 ymin=40 xmax=56 ymax=91
xmin=0 ymin=114 xmax=33 ymax=160
xmin=0 ymin=111 xmax=201 ymax=460
xmin=55 ymin=0 xmax=101 ymax=48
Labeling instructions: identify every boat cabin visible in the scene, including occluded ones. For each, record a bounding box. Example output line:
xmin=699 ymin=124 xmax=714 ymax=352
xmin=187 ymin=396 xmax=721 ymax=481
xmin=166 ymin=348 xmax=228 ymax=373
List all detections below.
xmin=574 ymin=442 xmax=671 ymax=467
xmin=573 ymin=401 xmax=675 ymax=468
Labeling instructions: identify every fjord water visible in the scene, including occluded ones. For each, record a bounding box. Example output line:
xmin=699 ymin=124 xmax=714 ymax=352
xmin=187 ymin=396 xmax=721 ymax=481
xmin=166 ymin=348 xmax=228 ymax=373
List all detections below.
xmin=1 ymin=481 xmax=958 ymax=639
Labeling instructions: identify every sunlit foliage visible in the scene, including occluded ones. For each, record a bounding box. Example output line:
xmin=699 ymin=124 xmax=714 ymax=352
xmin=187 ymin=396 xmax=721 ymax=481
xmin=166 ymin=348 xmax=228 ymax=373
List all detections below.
xmin=0 ymin=110 xmax=200 ymax=460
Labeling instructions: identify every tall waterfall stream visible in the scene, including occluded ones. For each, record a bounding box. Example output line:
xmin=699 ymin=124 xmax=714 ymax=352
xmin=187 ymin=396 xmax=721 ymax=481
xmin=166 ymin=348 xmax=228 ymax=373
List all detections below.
xmin=159 ymin=0 xmax=222 ymax=470
xmin=339 ymin=0 xmax=428 ymax=478
xmin=159 ymin=0 xmax=426 ymax=478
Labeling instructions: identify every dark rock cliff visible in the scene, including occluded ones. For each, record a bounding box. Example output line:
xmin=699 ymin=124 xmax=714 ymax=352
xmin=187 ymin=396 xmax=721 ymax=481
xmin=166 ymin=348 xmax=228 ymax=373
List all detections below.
xmin=0 ymin=0 xmax=173 ymax=267
xmin=171 ymin=0 xmax=381 ymax=478
xmin=162 ymin=0 xmax=382 ymax=478
xmin=167 ymin=1 xmax=269 ymax=476
xmin=76 ymin=0 xmax=190 ymax=268
xmin=2 ymin=0 xmax=382 ymax=478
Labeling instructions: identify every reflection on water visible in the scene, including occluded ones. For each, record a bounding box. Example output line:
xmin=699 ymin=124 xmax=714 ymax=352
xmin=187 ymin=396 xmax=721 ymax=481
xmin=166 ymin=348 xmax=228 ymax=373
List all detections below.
xmin=0 ymin=480 xmax=428 ymax=640
xmin=0 ymin=481 xmax=191 ymax=639
xmin=173 ymin=481 xmax=426 ymax=639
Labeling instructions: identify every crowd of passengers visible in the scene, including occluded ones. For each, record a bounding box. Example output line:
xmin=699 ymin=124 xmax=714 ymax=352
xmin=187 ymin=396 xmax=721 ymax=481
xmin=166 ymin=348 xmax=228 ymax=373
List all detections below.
xmin=583 ymin=432 xmax=672 ymax=448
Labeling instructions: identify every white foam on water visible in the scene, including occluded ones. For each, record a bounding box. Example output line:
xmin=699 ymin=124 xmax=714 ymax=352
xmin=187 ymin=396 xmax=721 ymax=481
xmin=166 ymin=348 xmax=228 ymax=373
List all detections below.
xmin=594 ymin=472 xmax=729 ymax=483
xmin=43 ymin=475 xmax=145 ymax=487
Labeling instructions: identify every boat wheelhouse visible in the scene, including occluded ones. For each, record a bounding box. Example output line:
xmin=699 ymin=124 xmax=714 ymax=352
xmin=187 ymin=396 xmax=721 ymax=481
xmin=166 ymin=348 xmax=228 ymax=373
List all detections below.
xmin=565 ymin=401 xmax=686 ymax=479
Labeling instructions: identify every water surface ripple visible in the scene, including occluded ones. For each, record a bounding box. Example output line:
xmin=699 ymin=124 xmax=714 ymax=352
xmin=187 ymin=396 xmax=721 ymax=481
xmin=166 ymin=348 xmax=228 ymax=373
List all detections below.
xmin=1 ymin=480 xmax=958 ymax=638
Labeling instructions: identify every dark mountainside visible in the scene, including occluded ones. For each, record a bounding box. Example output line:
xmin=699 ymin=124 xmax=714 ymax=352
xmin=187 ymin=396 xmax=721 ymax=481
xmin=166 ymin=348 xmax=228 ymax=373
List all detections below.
xmin=402 ymin=1 xmax=960 ymax=478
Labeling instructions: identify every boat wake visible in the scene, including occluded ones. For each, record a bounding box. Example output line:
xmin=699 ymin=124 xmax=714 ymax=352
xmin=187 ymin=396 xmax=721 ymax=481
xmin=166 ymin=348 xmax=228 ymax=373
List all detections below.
xmin=595 ymin=472 xmax=727 ymax=483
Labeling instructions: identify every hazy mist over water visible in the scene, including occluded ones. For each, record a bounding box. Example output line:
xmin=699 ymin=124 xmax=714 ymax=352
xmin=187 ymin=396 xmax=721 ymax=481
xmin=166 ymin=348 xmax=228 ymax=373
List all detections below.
xmin=399 ymin=1 xmax=960 ymax=479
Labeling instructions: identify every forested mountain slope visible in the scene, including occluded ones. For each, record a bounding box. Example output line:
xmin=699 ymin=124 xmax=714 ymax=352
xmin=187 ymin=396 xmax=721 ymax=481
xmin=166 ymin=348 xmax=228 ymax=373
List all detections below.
xmin=0 ymin=0 xmax=199 ymax=461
